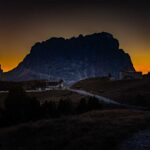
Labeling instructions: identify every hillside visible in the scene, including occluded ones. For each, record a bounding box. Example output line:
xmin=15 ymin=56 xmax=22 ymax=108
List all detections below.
xmin=3 ymin=32 xmax=134 ymax=83
xmin=72 ymin=78 xmax=150 ymax=107
xmin=0 ymin=110 xmax=150 ymax=150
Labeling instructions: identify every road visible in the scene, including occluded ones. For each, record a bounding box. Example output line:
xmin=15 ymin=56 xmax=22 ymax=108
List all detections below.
xmin=118 ymin=129 xmax=150 ymax=150
xmin=69 ymin=89 xmax=150 ymax=150
xmin=0 ymin=88 xmax=121 ymax=105
xmin=0 ymin=88 xmax=146 ymax=109
xmin=69 ymin=89 xmax=147 ymax=110
xmin=69 ymin=88 xmax=121 ymax=105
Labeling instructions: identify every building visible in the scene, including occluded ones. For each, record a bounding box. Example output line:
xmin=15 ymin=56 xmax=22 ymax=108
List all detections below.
xmin=35 ymin=79 xmax=64 ymax=91
xmin=45 ymin=79 xmax=64 ymax=90
xmin=119 ymin=71 xmax=143 ymax=80
xmin=0 ymin=65 xmax=3 ymax=80
xmin=148 ymin=72 xmax=150 ymax=78
xmin=107 ymin=73 xmax=116 ymax=81
xmin=143 ymin=72 xmax=150 ymax=79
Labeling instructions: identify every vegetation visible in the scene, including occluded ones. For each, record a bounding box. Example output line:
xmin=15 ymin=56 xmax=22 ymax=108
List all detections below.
xmin=72 ymin=78 xmax=150 ymax=108
xmin=1 ymin=86 xmax=41 ymax=126
xmin=0 ymin=90 xmax=84 ymax=110
xmin=0 ymin=110 xmax=150 ymax=150
xmin=0 ymin=86 xmax=103 ymax=128
xmin=0 ymin=81 xmax=150 ymax=150
xmin=0 ymin=78 xmax=150 ymax=150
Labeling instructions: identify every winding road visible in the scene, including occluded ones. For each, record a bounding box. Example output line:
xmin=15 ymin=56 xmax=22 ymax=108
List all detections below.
xmin=0 ymin=88 xmax=146 ymax=109
xmin=118 ymin=129 xmax=150 ymax=150
xmin=70 ymin=88 xmax=150 ymax=150
xmin=69 ymin=88 xmax=147 ymax=110
xmin=0 ymin=88 xmax=149 ymax=149
xmin=69 ymin=88 xmax=120 ymax=105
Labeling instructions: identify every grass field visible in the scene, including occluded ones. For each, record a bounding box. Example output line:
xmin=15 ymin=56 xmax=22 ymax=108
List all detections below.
xmin=0 ymin=79 xmax=150 ymax=150
xmin=72 ymin=78 xmax=150 ymax=107
xmin=0 ymin=109 xmax=150 ymax=150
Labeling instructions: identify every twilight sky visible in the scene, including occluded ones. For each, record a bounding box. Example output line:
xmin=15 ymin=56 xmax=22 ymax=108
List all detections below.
xmin=0 ymin=0 xmax=150 ymax=73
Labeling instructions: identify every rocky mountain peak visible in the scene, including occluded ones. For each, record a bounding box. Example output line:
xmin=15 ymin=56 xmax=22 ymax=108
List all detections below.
xmin=4 ymin=32 xmax=135 ymax=84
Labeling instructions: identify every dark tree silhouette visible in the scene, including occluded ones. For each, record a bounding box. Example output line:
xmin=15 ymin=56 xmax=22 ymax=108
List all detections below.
xmin=57 ymin=99 xmax=73 ymax=115
xmin=87 ymin=96 xmax=103 ymax=111
xmin=76 ymin=97 xmax=103 ymax=114
xmin=3 ymin=86 xmax=41 ymax=125
xmin=76 ymin=98 xmax=88 ymax=114
xmin=134 ymin=94 xmax=150 ymax=108
xmin=41 ymin=100 xmax=57 ymax=118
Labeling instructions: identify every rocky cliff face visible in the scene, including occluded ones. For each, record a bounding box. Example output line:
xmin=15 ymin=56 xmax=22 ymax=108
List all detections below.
xmin=4 ymin=32 xmax=135 ymax=84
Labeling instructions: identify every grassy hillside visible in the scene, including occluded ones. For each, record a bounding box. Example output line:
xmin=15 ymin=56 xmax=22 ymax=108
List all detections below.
xmin=72 ymin=78 xmax=150 ymax=107
xmin=0 ymin=80 xmax=150 ymax=150
xmin=0 ymin=109 xmax=150 ymax=150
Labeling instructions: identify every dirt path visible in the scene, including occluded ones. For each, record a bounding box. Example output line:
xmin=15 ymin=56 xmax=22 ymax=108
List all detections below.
xmin=118 ymin=129 xmax=150 ymax=150
xmin=69 ymin=88 xmax=147 ymax=110
xmin=69 ymin=88 xmax=120 ymax=105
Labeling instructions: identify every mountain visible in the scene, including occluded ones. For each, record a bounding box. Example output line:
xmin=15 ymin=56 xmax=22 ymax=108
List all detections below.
xmin=3 ymin=32 xmax=135 ymax=83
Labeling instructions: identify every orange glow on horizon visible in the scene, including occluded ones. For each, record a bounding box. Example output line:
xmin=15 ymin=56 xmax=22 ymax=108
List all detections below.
xmin=1 ymin=55 xmax=149 ymax=75
xmin=0 ymin=31 xmax=149 ymax=75
xmin=1 ymin=62 xmax=19 ymax=72
xmin=134 ymin=66 xmax=150 ymax=74
xmin=2 ymin=66 xmax=149 ymax=74
xmin=0 ymin=0 xmax=150 ymax=78
xmin=2 ymin=66 xmax=149 ymax=75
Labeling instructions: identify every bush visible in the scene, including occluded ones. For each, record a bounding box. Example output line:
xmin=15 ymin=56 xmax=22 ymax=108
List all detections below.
xmin=76 ymin=97 xmax=103 ymax=114
xmin=76 ymin=98 xmax=88 ymax=114
xmin=57 ymin=99 xmax=73 ymax=115
xmin=87 ymin=96 xmax=103 ymax=111
xmin=41 ymin=101 xmax=57 ymax=118
xmin=3 ymin=86 xmax=41 ymax=125
xmin=134 ymin=94 xmax=150 ymax=108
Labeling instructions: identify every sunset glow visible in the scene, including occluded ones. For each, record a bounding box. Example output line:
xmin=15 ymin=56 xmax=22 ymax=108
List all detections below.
xmin=0 ymin=0 xmax=149 ymax=74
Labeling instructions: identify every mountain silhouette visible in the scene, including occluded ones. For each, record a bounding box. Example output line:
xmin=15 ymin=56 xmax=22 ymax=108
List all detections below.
xmin=3 ymin=32 xmax=135 ymax=83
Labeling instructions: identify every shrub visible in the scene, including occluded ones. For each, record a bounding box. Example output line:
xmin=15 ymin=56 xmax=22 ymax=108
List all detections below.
xmin=41 ymin=100 xmax=57 ymax=118
xmin=76 ymin=98 xmax=88 ymax=114
xmin=3 ymin=86 xmax=41 ymax=125
xmin=76 ymin=97 xmax=103 ymax=114
xmin=134 ymin=94 xmax=150 ymax=108
xmin=87 ymin=96 xmax=103 ymax=111
xmin=57 ymin=99 xmax=73 ymax=115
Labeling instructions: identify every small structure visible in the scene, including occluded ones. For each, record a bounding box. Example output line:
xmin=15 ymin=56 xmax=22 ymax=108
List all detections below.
xmin=45 ymin=79 xmax=64 ymax=90
xmin=119 ymin=71 xmax=142 ymax=80
xmin=0 ymin=65 xmax=3 ymax=81
xmin=148 ymin=72 xmax=150 ymax=78
xmin=108 ymin=73 xmax=116 ymax=81
xmin=35 ymin=79 xmax=64 ymax=91
xmin=143 ymin=72 xmax=150 ymax=79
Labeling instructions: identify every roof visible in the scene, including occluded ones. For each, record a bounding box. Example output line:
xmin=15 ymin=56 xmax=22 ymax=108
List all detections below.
xmin=47 ymin=82 xmax=62 ymax=86
xmin=46 ymin=80 xmax=63 ymax=86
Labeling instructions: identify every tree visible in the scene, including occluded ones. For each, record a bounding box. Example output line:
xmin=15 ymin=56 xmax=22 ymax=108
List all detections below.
xmin=57 ymin=99 xmax=73 ymax=115
xmin=41 ymin=100 xmax=57 ymax=117
xmin=76 ymin=98 xmax=88 ymax=114
xmin=87 ymin=96 xmax=103 ymax=111
xmin=4 ymin=86 xmax=41 ymax=124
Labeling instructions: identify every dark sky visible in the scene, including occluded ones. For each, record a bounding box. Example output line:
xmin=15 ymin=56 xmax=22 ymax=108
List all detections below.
xmin=0 ymin=0 xmax=150 ymax=72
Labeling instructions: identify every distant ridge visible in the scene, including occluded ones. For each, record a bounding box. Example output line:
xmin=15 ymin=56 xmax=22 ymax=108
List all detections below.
xmin=3 ymin=32 xmax=135 ymax=83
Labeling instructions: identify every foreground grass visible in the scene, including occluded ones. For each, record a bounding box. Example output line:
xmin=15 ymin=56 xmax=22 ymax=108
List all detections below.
xmin=0 ymin=109 xmax=150 ymax=150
